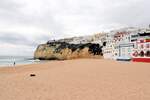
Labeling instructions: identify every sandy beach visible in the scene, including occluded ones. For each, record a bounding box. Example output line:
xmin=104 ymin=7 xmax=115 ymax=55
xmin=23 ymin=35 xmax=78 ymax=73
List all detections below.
xmin=0 ymin=59 xmax=150 ymax=100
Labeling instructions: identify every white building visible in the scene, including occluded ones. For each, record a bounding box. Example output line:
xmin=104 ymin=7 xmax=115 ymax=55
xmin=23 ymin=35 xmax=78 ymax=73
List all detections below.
xmin=103 ymin=27 xmax=150 ymax=62
xmin=132 ymin=31 xmax=150 ymax=62
xmin=102 ymin=33 xmax=115 ymax=59
xmin=103 ymin=30 xmax=139 ymax=60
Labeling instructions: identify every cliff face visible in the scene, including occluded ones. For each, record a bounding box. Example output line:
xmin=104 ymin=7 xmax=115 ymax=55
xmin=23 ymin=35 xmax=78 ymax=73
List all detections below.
xmin=34 ymin=42 xmax=103 ymax=60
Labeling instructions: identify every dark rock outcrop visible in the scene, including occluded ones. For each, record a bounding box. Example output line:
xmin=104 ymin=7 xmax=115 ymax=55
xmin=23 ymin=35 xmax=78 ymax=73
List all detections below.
xmin=34 ymin=42 xmax=103 ymax=60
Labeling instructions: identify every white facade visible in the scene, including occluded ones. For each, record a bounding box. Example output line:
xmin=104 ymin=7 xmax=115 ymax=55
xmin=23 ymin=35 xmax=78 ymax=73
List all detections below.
xmin=102 ymin=34 xmax=115 ymax=59
xmin=102 ymin=27 xmax=150 ymax=61
xmin=103 ymin=31 xmax=138 ymax=60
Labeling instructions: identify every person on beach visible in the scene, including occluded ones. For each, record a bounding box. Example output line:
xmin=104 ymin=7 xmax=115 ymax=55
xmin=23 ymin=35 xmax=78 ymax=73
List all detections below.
xmin=13 ymin=61 xmax=16 ymax=66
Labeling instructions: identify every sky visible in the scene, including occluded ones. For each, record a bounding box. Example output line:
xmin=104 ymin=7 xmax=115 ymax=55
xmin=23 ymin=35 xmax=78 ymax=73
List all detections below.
xmin=0 ymin=0 xmax=150 ymax=56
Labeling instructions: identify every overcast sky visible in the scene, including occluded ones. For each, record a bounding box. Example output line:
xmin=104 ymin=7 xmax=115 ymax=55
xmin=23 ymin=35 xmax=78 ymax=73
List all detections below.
xmin=0 ymin=0 xmax=150 ymax=56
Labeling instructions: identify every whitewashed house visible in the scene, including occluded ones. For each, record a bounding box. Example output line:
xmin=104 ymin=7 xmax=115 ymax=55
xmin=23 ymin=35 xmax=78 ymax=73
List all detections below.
xmin=102 ymin=33 xmax=115 ymax=59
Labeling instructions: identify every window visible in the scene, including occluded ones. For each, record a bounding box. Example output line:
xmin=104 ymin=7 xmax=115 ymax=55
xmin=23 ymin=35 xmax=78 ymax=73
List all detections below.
xmin=145 ymin=51 xmax=150 ymax=57
xmin=133 ymin=51 xmax=138 ymax=57
xmin=146 ymin=44 xmax=150 ymax=48
xmin=139 ymin=51 xmax=144 ymax=57
xmin=131 ymin=39 xmax=137 ymax=42
xmin=141 ymin=44 xmax=144 ymax=49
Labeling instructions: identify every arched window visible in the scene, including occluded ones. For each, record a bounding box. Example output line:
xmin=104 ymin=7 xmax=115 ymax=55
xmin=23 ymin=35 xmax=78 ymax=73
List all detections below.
xmin=145 ymin=51 xmax=150 ymax=57
xmin=139 ymin=51 xmax=144 ymax=57
xmin=133 ymin=51 xmax=138 ymax=57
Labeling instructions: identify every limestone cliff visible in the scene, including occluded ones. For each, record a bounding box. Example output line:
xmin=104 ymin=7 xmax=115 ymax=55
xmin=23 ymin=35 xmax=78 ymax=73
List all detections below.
xmin=34 ymin=42 xmax=103 ymax=60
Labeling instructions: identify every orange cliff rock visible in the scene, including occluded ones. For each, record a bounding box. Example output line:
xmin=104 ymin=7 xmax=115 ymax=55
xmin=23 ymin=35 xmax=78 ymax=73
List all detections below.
xmin=34 ymin=42 xmax=103 ymax=60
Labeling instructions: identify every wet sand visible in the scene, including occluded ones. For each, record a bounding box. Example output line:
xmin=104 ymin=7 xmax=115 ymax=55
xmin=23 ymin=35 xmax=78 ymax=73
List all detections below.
xmin=0 ymin=59 xmax=150 ymax=100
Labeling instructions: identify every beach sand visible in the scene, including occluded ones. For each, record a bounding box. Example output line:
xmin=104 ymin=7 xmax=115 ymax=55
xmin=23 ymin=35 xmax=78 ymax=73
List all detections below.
xmin=0 ymin=59 xmax=150 ymax=100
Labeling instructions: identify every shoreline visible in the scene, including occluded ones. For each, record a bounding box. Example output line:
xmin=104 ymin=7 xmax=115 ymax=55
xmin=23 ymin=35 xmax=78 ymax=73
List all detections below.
xmin=0 ymin=57 xmax=102 ymax=68
xmin=0 ymin=59 xmax=149 ymax=73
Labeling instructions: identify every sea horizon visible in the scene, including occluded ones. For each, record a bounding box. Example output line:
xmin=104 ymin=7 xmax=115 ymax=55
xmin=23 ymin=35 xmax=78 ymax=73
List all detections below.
xmin=0 ymin=55 xmax=38 ymax=67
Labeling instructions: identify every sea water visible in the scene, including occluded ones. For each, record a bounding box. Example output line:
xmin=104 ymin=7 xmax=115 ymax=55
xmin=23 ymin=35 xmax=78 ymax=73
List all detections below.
xmin=0 ymin=56 xmax=40 ymax=67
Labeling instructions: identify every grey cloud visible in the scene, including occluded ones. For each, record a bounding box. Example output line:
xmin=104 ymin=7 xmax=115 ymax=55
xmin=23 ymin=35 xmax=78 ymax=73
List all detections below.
xmin=0 ymin=32 xmax=51 ymax=46
xmin=0 ymin=0 xmax=21 ymax=11
xmin=96 ymin=0 xmax=150 ymax=26
xmin=0 ymin=0 xmax=150 ymax=31
xmin=0 ymin=32 xmax=35 ymax=46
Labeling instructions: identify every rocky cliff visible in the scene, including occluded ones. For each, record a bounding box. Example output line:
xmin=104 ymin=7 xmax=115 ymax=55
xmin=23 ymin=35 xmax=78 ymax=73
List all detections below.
xmin=34 ymin=42 xmax=103 ymax=60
